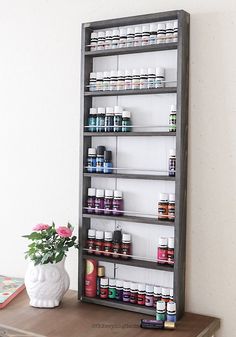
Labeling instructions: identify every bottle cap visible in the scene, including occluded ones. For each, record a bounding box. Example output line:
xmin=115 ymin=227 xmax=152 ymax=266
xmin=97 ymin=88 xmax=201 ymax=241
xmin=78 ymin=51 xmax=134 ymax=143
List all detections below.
xmin=170 ymin=104 xmax=176 ymax=112
xmin=123 ymin=281 xmax=130 ymax=289
xmin=97 ymin=266 xmax=105 ymax=277
xmin=113 ymin=230 xmax=122 ymax=243
xmin=154 ymin=286 xmax=162 ymax=295
xmin=105 ymin=30 xmax=112 ymax=37
xmin=156 ymin=300 xmax=166 ymax=311
xmin=148 ymin=67 xmax=155 ymax=75
xmin=122 ymin=233 xmax=131 ymax=243
xmin=173 ymin=21 xmax=178 ymax=29
xmin=95 ymin=230 xmax=104 ymax=240
xmin=89 ymin=107 xmax=97 ymax=115
xmin=157 ymin=23 xmax=166 ymax=31
xmin=162 ymin=287 xmax=170 ymax=296
xmin=112 ymin=29 xmax=120 ymax=36
xmin=164 ymin=321 xmax=175 ymax=330
xmin=159 ymin=193 xmax=168 ymax=201
xmin=116 ymin=279 xmax=123 ymax=288
xmin=97 ymin=107 xmax=105 ymax=115
xmin=146 ymin=284 xmax=154 ymax=293
xmin=142 ymin=25 xmax=150 ymax=33
xmin=114 ymin=106 xmax=123 ymax=115
xmin=96 ymin=189 xmax=104 ymax=198
xmin=104 ymin=150 xmax=112 ymax=161
xmin=168 ymin=237 xmax=175 ymax=249
xmin=91 ymin=32 xmax=98 ymax=39
xmin=114 ymin=190 xmax=123 ymax=198
xmin=150 ymin=23 xmax=157 ymax=32
xmin=103 ymin=71 xmax=110 ymax=78
xmin=100 ymin=277 xmax=108 ymax=286
xmin=117 ymin=70 xmax=125 ymax=77
xmin=169 ymin=193 xmax=175 ymax=202
xmin=88 ymin=188 xmax=96 ymax=197
xmin=104 ymin=231 xmax=113 ymax=241
xmin=138 ymin=283 xmax=145 ymax=292
xmin=96 ymin=145 xmax=106 ymax=155
xmin=166 ymin=22 xmax=174 ymax=30
xmin=156 ymin=67 xmax=165 ymax=77
xmin=90 ymin=72 xmax=96 ymax=79
xmin=110 ymin=70 xmax=118 ymax=77
xmin=134 ymin=26 xmax=142 ymax=34
xmin=159 ymin=237 xmax=168 ymax=247
xmin=127 ymin=27 xmax=134 ymax=35
xmin=106 ymin=107 xmax=114 ymax=115
xmin=96 ymin=72 xmax=103 ymax=80
xmin=130 ymin=282 xmax=138 ymax=291
xmin=167 ymin=301 xmax=176 ymax=313
xmin=105 ymin=189 xmax=113 ymax=198
xmin=140 ymin=68 xmax=148 ymax=75
xmin=109 ymin=278 xmax=116 ymax=287
xmin=169 ymin=288 xmax=174 ymax=298
xmin=132 ymin=68 xmax=140 ymax=76
xmin=125 ymin=69 xmax=132 ymax=76
xmin=97 ymin=31 xmax=105 ymax=38
xmin=88 ymin=148 xmax=96 ymax=156
xmin=122 ymin=110 xmax=131 ymax=118
xmin=88 ymin=229 xmax=96 ymax=238
xmin=119 ymin=28 xmax=127 ymax=36
xmin=169 ymin=148 xmax=176 ymax=157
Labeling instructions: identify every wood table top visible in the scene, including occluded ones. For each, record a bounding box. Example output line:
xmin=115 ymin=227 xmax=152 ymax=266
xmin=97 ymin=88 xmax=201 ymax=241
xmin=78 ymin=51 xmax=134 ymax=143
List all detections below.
xmin=0 ymin=290 xmax=220 ymax=337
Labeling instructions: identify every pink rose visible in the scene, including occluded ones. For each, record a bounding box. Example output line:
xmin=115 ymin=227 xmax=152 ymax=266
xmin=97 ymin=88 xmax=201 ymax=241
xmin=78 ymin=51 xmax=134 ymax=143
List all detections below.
xmin=56 ymin=226 xmax=73 ymax=238
xmin=33 ymin=224 xmax=50 ymax=231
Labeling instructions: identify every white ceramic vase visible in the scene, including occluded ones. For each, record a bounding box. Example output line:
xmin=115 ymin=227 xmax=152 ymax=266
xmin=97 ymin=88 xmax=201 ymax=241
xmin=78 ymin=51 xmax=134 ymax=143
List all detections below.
xmin=25 ymin=258 xmax=70 ymax=308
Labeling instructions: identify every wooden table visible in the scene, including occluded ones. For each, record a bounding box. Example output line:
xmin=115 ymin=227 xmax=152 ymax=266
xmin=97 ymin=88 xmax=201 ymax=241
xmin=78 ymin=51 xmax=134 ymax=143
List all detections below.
xmin=0 ymin=291 xmax=220 ymax=337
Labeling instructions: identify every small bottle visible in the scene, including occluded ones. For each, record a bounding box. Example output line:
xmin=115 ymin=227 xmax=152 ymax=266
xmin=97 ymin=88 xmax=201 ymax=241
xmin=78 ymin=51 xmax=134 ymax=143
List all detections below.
xmin=161 ymin=287 xmax=170 ymax=304
xmin=169 ymin=104 xmax=176 ymax=132
xmin=112 ymin=29 xmax=120 ymax=49
xmin=156 ymin=301 xmax=166 ymax=321
xmin=140 ymin=68 xmax=148 ymax=90
xmin=142 ymin=25 xmax=150 ymax=46
xmin=158 ymin=193 xmax=169 ymax=220
xmin=96 ymin=107 xmax=105 ymax=132
xmin=149 ymin=23 xmax=157 ymax=45
xmin=110 ymin=70 xmax=118 ymax=91
xmin=94 ymin=230 xmax=104 ymax=256
xmin=173 ymin=21 xmax=178 ymax=42
xmin=147 ymin=67 xmax=156 ymax=89
xmin=121 ymin=233 xmax=132 ymax=259
xmin=87 ymin=148 xmax=96 ymax=173
xmin=94 ymin=189 xmax=105 ymax=215
xmin=132 ymin=69 xmax=140 ymax=90
xmin=166 ymin=22 xmax=174 ymax=43
xmin=117 ymin=70 xmax=125 ymax=90
xmin=90 ymin=32 xmax=98 ymax=51
xmin=108 ymin=278 xmax=116 ymax=299
xmin=168 ymin=194 xmax=175 ymax=221
xmin=100 ymin=277 xmax=109 ymax=299
xmin=113 ymin=190 xmax=124 ymax=216
xmin=153 ymin=286 xmax=162 ymax=308
xmin=103 ymin=71 xmax=110 ymax=91
xmin=105 ymin=30 xmax=112 ymax=49
xmin=103 ymin=151 xmax=113 ymax=174
xmin=157 ymin=23 xmax=166 ymax=44
xmin=88 ymin=108 xmax=97 ymax=132
xmin=96 ymin=145 xmax=106 ymax=173
xmin=157 ymin=237 xmax=168 ymax=264
xmin=89 ymin=72 xmax=96 ymax=92
xmin=130 ymin=282 xmax=138 ymax=304
xmin=119 ymin=28 xmax=127 ymax=48
xmin=169 ymin=149 xmax=176 ymax=177
xmin=126 ymin=27 xmax=134 ymax=47
xmin=145 ymin=285 xmax=154 ymax=307
xmin=123 ymin=281 xmax=131 ymax=302
xmin=96 ymin=265 xmax=105 ymax=296
xmin=112 ymin=230 xmax=122 ymax=258
xmin=124 ymin=69 xmax=132 ymax=90
xmin=134 ymin=26 xmax=142 ymax=47
xmin=96 ymin=72 xmax=103 ymax=91
xmin=169 ymin=288 xmax=174 ymax=301
xmin=167 ymin=237 xmax=175 ymax=265
xmin=87 ymin=188 xmax=96 ymax=214
xmin=97 ymin=31 xmax=105 ymax=50
xmin=115 ymin=279 xmax=123 ymax=301
xmin=155 ymin=67 xmax=165 ymax=88
xmin=104 ymin=189 xmax=113 ymax=215
xmin=137 ymin=283 xmax=146 ymax=305
xmin=114 ymin=106 xmax=123 ymax=132
xmin=167 ymin=302 xmax=176 ymax=322
xmin=103 ymin=231 xmax=113 ymax=256
xmin=122 ymin=111 xmax=132 ymax=132
xmin=105 ymin=107 xmax=114 ymax=132
xmin=87 ymin=228 xmax=96 ymax=254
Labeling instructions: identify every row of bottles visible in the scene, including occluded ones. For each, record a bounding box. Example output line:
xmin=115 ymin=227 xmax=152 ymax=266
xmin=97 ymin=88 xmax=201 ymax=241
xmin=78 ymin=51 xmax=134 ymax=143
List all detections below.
xmin=87 ymin=146 xmax=113 ymax=173
xmin=157 ymin=237 xmax=174 ymax=265
xmin=86 ymin=188 xmax=124 ymax=215
xmin=157 ymin=193 xmax=175 ymax=221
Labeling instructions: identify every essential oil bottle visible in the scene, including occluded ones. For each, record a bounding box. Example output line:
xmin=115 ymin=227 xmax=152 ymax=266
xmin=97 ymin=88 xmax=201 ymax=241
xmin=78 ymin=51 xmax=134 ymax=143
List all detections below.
xmin=114 ymin=106 xmax=123 ymax=132
xmin=156 ymin=301 xmax=166 ymax=321
xmin=115 ymin=279 xmax=123 ymax=301
xmin=157 ymin=237 xmax=168 ymax=264
xmin=105 ymin=107 xmax=114 ymax=132
xmin=121 ymin=233 xmax=132 ymax=259
xmin=104 ymin=189 xmax=113 ymax=215
xmin=87 ymin=228 xmax=96 ymax=254
xmin=87 ymin=188 xmax=96 ymax=214
xmin=112 ymin=190 xmax=124 ymax=216
xmin=158 ymin=193 xmax=169 ymax=220
xmin=169 ymin=104 xmax=176 ymax=132
xmin=103 ymin=150 xmax=113 ymax=174
xmin=94 ymin=230 xmax=104 ymax=256
xmin=87 ymin=148 xmax=96 ymax=173
xmin=88 ymin=108 xmax=97 ymax=132
xmin=168 ymin=193 xmax=175 ymax=221
xmin=100 ymin=277 xmax=109 ymax=299
xmin=122 ymin=111 xmax=132 ymax=132
xmin=167 ymin=237 xmax=175 ymax=265
xmin=167 ymin=301 xmax=177 ymax=322
xmin=95 ymin=189 xmax=105 ymax=215
xmin=103 ymin=231 xmax=113 ymax=256
xmin=96 ymin=146 xmax=106 ymax=173
xmin=112 ymin=230 xmax=122 ymax=258
xmin=169 ymin=149 xmax=176 ymax=177
xmin=96 ymin=265 xmax=105 ymax=296
xmin=130 ymin=282 xmax=138 ymax=304
xmin=108 ymin=278 xmax=116 ymax=299
xmin=96 ymin=107 xmax=105 ymax=132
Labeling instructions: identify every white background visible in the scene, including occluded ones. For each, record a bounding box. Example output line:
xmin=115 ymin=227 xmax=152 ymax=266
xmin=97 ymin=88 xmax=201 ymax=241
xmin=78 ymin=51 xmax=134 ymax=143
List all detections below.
xmin=0 ymin=1 xmax=235 ymax=337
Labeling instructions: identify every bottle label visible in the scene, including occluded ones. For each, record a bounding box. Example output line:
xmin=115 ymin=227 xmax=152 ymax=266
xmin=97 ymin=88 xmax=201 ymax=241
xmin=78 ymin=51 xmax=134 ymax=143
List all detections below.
xmin=132 ymin=79 xmax=140 ymax=90
xmin=169 ymin=158 xmax=176 ymax=176
xmin=158 ymin=204 xmax=168 ymax=218
xmin=87 ymin=157 xmax=96 ymax=173
xmin=125 ymin=79 xmax=132 ymax=90
xmin=103 ymin=162 xmax=112 ymax=174
xmin=157 ymin=247 xmax=168 ymax=262
xmin=96 ymin=158 xmax=104 ymax=173
xmin=148 ymin=78 xmax=155 ymax=89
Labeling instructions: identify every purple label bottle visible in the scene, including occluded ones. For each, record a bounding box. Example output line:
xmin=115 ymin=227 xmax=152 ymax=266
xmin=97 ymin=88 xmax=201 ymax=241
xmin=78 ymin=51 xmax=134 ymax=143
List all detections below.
xmin=87 ymin=188 xmax=96 ymax=214
xmin=95 ymin=189 xmax=105 ymax=215
xmin=115 ymin=279 xmax=123 ymax=301
xmin=122 ymin=281 xmax=131 ymax=302
xmin=112 ymin=190 xmax=124 ymax=216
xmin=169 ymin=149 xmax=176 ymax=177
xmin=104 ymin=189 xmax=113 ymax=215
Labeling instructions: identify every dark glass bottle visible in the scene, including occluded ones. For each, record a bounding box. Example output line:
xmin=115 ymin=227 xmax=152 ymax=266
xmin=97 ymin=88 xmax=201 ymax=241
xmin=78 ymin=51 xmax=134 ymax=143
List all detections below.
xmin=96 ymin=146 xmax=106 ymax=173
xmin=105 ymin=107 xmax=114 ymax=132
xmin=122 ymin=111 xmax=132 ymax=132
xmin=87 ymin=148 xmax=96 ymax=173
xmin=112 ymin=230 xmax=122 ymax=258
xmin=104 ymin=189 xmax=113 ymax=215
xmin=87 ymin=188 xmax=96 ymax=214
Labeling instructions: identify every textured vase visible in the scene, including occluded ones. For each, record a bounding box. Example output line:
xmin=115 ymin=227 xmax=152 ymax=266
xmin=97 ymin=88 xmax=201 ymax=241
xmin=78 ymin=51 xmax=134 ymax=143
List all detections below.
xmin=25 ymin=258 xmax=70 ymax=308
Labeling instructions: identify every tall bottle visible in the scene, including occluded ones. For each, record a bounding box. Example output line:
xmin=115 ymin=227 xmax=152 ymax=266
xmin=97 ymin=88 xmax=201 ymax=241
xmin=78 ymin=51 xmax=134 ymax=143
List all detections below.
xmin=85 ymin=259 xmax=97 ymax=298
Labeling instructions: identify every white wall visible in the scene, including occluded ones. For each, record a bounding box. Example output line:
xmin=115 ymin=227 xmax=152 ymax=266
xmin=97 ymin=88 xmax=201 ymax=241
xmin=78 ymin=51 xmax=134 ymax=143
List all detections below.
xmin=0 ymin=1 xmax=235 ymax=336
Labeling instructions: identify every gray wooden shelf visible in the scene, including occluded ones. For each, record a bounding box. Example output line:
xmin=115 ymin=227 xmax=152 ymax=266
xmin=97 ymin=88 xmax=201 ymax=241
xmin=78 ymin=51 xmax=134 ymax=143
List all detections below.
xmin=84 ymin=87 xmax=176 ymax=97
xmin=83 ymin=131 xmax=176 ymax=137
xmin=83 ymin=172 xmax=175 ymax=181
